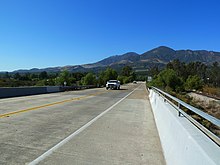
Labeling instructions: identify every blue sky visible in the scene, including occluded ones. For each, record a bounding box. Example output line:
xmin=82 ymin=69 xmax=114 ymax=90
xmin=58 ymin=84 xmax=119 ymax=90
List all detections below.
xmin=0 ymin=0 xmax=219 ymax=71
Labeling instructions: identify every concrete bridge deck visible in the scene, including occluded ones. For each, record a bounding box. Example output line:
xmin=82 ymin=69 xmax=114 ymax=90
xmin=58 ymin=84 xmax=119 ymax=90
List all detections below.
xmin=0 ymin=83 xmax=165 ymax=165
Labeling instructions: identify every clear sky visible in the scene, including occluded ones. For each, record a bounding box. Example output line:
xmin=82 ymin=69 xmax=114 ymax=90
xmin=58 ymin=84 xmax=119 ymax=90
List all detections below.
xmin=0 ymin=0 xmax=219 ymax=71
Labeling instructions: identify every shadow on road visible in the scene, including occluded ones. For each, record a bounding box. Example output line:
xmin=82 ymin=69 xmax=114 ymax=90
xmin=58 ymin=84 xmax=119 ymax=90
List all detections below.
xmin=106 ymin=88 xmax=128 ymax=91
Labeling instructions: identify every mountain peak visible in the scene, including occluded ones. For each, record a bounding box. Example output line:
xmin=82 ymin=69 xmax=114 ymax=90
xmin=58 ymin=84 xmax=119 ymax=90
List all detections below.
xmin=140 ymin=46 xmax=175 ymax=61
xmin=152 ymin=46 xmax=175 ymax=52
xmin=96 ymin=52 xmax=140 ymax=66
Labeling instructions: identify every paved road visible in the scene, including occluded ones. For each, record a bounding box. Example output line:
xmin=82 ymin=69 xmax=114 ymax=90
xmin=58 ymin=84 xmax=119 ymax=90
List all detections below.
xmin=0 ymin=83 xmax=165 ymax=165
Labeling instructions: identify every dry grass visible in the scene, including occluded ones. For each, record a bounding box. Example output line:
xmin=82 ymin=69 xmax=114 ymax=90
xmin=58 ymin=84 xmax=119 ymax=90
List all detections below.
xmin=185 ymin=93 xmax=220 ymax=137
xmin=155 ymin=87 xmax=220 ymax=137
xmin=202 ymin=86 xmax=220 ymax=99
xmin=167 ymin=91 xmax=220 ymax=137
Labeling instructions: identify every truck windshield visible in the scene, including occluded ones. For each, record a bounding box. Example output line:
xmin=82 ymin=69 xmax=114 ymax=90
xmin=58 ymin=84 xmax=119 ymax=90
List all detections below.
xmin=108 ymin=80 xmax=118 ymax=83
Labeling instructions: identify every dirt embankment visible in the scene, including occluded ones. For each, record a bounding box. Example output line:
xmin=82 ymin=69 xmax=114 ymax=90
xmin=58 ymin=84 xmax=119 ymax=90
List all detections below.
xmin=188 ymin=92 xmax=220 ymax=119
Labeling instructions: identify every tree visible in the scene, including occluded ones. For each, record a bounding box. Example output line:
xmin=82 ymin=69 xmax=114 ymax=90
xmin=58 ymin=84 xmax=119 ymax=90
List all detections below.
xmin=13 ymin=72 xmax=21 ymax=80
xmin=39 ymin=71 xmax=48 ymax=80
xmin=184 ymin=75 xmax=203 ymax=91
xmin=97 ymin=68 xmax=118 ymax=86
xmin=30 ymin=73 xmax=39 ymax=80
xmin=97 ymin=71 xmax=105 ymax=86
xmin=4 ymin=72 xmax=10 ymax=78
xmin=56 ymin=70 xmax=70 ymax=86
xmin=72 ymin=72 xmax=85 ymax=81
xmin=149 ymin=69 xmax=183 ymax=92
xmin=207 ymin=62 xmax=220 ymax=87
xmin=69 ymin=77 xmax=76 ymax=85
xmin=119 ymin=66 xmax=136 ymax=83
xmin=149 ymin=66 xmax=160 ymax=77
xmin=162 ymin=69 xmax=182 ymax=90
xmin=82 ymin=73 xmax=97 ymax=85
xmin=121 ymin=66 xmax=132 ymax=77
xmin=166 ymin=59 xmax=189 ymax=80
xmin=105 ymin=68 xmax=118 ymax=81
xmin=186 ymin=62 xmax=207 ymax=79
xmin=20 ymin=73 xmax=31 ymax=81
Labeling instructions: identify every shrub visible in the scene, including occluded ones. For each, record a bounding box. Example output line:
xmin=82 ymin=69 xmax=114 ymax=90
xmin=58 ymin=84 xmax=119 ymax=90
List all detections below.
xmin=184 ymin=75 xmax=203 ymax=91
xmin=149 ymin=69 xmax=183 ymax=92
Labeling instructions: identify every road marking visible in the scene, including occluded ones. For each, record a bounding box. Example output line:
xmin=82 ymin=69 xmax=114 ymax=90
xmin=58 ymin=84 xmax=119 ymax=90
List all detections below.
xmin=0 ymin=91 xmax=107 ymax=118
xmin=28 ymin=85 xmax=140 ymax=165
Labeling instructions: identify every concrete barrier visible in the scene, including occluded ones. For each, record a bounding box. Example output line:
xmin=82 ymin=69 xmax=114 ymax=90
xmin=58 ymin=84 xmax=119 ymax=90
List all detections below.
xmin=0 ymin=85 xmax=97 ymax=99
xmin=0 ymin=86 xmax=62 ymax=99
xmin=46 ymin=86 xmax=61 ymax=93
xmin=149 ymin=89 xmax=220 ymax=165
xmin=0 ymin=87 xmax=47 ymax=98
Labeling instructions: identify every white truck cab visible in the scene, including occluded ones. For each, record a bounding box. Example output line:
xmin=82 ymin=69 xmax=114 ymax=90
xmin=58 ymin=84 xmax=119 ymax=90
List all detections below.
xmin=106 ymin=80 xmax=120 ymax=90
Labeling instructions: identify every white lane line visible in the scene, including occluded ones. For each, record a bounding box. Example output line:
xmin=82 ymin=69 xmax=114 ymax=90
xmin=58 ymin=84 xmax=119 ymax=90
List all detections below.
xmin=28 ymin=85 xmax=140 ymax=165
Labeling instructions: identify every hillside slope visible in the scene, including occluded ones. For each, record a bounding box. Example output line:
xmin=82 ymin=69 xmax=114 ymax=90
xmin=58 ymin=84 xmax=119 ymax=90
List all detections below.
xmin=13 ymin=46 xmax=220 ymax=73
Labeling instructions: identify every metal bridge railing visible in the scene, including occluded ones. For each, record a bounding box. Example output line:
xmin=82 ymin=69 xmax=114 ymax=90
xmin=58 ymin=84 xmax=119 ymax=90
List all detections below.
xmin=150 ymin=86 xmax=220 ymax=146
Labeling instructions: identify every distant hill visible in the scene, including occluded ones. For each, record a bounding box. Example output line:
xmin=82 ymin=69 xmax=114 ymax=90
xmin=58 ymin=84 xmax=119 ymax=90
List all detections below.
xmin=13 ymin=46 xmax=220 ymax=73
xmin=140 ymin=46 xmax=220 ymax=64
xmin=96 ymin=52 xmax=140 ymax=66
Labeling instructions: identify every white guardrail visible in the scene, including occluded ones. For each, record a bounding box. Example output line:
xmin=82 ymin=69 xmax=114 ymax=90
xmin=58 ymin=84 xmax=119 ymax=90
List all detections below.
xmin=149 ymin=87 xmax=220 ymax=165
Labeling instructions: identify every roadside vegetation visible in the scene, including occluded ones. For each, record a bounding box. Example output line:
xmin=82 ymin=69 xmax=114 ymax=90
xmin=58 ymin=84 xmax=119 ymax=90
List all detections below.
xmin=148 ymin=60 xmax=220 ymax=137
xmin=0 ymin=66 xmax=137 ymax=88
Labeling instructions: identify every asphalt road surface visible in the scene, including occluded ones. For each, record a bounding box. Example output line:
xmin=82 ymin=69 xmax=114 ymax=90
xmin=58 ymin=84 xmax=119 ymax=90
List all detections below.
xmin=0 ymin=83 xmax=165 ymax=165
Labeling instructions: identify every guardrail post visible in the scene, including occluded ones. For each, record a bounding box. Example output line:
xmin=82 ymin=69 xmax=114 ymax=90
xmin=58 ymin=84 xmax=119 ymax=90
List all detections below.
xmin=178 ymin=103 xmax=182 ymax=117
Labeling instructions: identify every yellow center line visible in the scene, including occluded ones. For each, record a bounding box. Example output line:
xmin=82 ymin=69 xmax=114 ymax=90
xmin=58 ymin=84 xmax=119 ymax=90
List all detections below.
xmin=0 ymin=91 xmax=107 ymax=118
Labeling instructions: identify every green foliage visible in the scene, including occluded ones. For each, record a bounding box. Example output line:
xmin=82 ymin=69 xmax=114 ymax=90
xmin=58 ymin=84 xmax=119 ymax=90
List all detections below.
xmin=135 ymin=75 xmax=147 ymax=81
xmin=149 ymin=60 xmax=220 ymax=93
xmin=186 ymin=62 xmax=207 ymax=79
xmin=0 ymin=78 xmax=36 ymax=87
xmin=98 ymin=68 xmax=118 ymax=86
xmin=3 ymin=72 xmax=10 ymax=78
xmin=184 ymin=75 xmax=203 ymax=91
xmin=121 ymin=66 xmax=132 ymax=77
xmin=149 ymin=75 xmax=165 ymax=88
xmin=96 ymin=71 xmax=103 ymax=86
xmin=123 ymin=76 xmax=133 ymax=84
xmin=104 ymin=68 xmax=118 ymax=81
xmin=35 ymin=78 xmax=55 ymax=86
xmin=39 ymin=71 xmax=48 ymax=80
xmin=117 ymin=75 xmax=125 ymax=85
xmin=149 ymin=66 xmax=160 ymax=77
xmin=72 ymin=72 xmax=85 ymax=81
xmin=162 ymin=69 xmax=183 ymax=91
xmin=208 ymin=62 xmax=220 ymax=87
xmin=117 ymin=75 xmax=133 ymax=84
xmin=19 ymin=73 xmax=31 ymax=81
xmin=167 ymin=60 xmax=208 ymax=82
xmin=56 ymin=70 xmax=71 ymax=86
xmin=13 ymin=72 xmax=21 ymax=80
xmin=118 ymin=66 xmax=135 ymax=84
xmin=69 ymin=77 xmax=76 ymax=85
xmin=35 ymin=80 xmax=46 ymax=86
xmin=0 ymin=70 xmax=83 ymax=87
xmin=149 ymin=69 xmax=183 ymax=92
xmin=0 ymin=61 xmax=219 ymax=89
xmin=81 ymin=72 xmax=97 ymax=85
xmin=167 ymin=59 xmax=187 ymax=80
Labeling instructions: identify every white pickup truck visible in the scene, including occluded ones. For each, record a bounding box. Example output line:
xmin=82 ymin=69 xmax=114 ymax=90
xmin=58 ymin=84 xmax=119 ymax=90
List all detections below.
xmin=106 ymin=80 xmax=120 ymax=90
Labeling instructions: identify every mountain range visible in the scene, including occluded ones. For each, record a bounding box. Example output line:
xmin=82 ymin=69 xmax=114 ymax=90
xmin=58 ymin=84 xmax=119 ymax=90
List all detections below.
xmin=14 ymin=46 xmax=220 ymax=73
